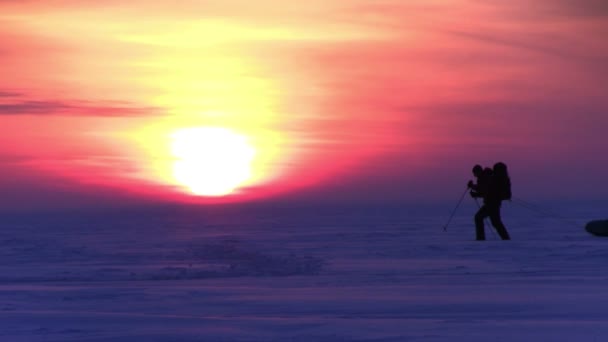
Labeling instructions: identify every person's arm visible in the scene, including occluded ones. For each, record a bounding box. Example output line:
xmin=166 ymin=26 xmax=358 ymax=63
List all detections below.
xmin=468 ymin=180 xmax=479 ymax=191
xmin=470 ymin=190 xmax=482 ymax=198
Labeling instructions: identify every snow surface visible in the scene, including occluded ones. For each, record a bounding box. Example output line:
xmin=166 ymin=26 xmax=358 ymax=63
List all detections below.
xmin=0 ymin=200 xmax=607 ymax=341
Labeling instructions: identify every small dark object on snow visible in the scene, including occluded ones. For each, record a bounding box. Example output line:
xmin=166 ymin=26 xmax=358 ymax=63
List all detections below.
xmin=585 ymin=220 xmax=608 ymax=237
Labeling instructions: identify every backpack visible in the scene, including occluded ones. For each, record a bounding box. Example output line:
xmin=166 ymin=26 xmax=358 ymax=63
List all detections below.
xmin=501 ymin=178 xmax=512 ymax=200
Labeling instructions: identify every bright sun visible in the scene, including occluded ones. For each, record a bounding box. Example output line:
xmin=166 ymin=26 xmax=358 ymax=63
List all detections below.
xmin=170 ymin=127 xmax=256 ymax=197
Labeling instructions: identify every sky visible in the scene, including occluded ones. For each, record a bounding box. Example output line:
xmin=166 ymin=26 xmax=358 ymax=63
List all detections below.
xmin=0 ymin=0 xmax=607 ymax=211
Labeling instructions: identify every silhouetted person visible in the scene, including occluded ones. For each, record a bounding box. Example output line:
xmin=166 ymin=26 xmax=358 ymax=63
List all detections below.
xmin=468 ymin=165 xmax=493 ymax=240
xmin=474 ymin=162 xmax=511 ymax=240
xmin=468 ymin=165 xmax=492 ymax=200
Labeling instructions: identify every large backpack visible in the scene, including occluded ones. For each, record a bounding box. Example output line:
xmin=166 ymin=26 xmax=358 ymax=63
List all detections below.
xmin=501 ymin=178 xmax=512 ymax=201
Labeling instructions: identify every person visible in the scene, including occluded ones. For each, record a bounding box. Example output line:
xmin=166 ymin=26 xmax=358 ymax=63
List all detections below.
xmin=473 ymin=162 xmax=511 ymax=240
xmin=468 ymin=165 xmax=492 ymax=200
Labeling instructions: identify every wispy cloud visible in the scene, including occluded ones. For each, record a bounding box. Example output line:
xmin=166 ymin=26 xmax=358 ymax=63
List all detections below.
xmin=472 ymin=0 xmax=608 ymax=19
xmin=525 ymin=0 xmax=608 ymax=18
xmin=443 ymin=29 xmax=607 ymax=65
xmin=0 ymin=96 xmax=161 ymax=116
xmin=0 ymin=91 xmax=21 ymax=98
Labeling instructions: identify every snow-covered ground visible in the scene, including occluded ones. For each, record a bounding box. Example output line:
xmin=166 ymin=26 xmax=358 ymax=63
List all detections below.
xmin=1 ymin=200 xmax=607 ymax=341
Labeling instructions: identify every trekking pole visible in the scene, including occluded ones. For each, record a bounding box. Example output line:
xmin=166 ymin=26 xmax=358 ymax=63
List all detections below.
xmin=443 ymin=187 xmax=470 ymax=231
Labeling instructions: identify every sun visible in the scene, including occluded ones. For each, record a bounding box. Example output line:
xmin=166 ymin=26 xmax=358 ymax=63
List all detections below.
xmin=170 ymin=127 xmax=256 ymax=197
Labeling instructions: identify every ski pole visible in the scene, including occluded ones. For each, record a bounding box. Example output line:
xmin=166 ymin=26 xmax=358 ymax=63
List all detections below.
xmin=443 ymin=187 xmax=469 ymax=231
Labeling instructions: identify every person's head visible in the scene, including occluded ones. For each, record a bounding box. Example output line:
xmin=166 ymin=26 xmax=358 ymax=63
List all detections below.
xmin=493 ymin=162 xmax=508 ymax=176
xmin=472 ymin=164 xmax=483 ymax=177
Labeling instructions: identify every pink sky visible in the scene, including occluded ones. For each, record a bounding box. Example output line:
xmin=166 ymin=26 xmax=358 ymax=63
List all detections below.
xmin=1 ymin=0 xmax=607 ymax=210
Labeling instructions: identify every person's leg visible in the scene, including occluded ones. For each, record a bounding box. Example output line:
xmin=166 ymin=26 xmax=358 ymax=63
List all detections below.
xmin=474 ymin=205 xmax=489 ymax=240
xmin=489 ymin=204 xmax=511 ymax=240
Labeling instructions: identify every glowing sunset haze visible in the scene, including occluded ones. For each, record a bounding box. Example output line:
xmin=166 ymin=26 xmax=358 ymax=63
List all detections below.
xmin=2 ymin=2 xmax=608 ymax=341
xmin=1 ymin=0 xmax=607 ymax=209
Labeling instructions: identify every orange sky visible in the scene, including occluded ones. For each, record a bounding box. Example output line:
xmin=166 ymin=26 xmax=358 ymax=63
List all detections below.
xmin=1 ymin=1 xmax=607 ymax=209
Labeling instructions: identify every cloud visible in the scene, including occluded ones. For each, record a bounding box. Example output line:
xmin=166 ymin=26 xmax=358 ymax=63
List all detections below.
xmin=543 ymin=0 xmax=608 ymax=17
xmin=443 ymin=29 xmax=606 ymax=66
xmin=0 ymin=91 xmax=21 ymax=98
xmin=0 ymin=97 xmax=160 ymax=116
xmin=0 ymin=154 xmax=30 ymax=165
xmin=473 ymin=0 xmax=608 ymax=19
xmin=403 ymin=98 xmax=608 ymax=147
